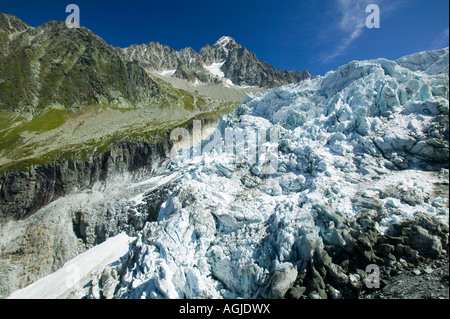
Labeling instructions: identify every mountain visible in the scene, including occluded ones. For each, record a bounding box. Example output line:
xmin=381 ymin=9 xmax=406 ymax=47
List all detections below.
xmin=0 ymin=13 xmax=310 ymax=173
xmin=0 ymin=14 xmax=262 ymax=172
xmin=3 ymin=47 xmax=448 ymax=299
xmin=121 ymin=36 xmax=311 ymax=88
xmin=0 ymin=13 xmax=309 ymax=297
xmin=0 ymin=14 xmax=169 ymax=115
xmin=0 ymin=12 xmax=30 ymax=55
xmin=291 ymin=69 xmax=313 ymax=79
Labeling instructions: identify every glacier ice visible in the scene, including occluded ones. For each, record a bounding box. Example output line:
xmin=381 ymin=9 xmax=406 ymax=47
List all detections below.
xmin=108 ymin=48 xmax=449 ymax=299
xmin=396 ymin=47 xmax=449 ymax=75
xmin=9 ymin=48 xmax=449 ymax=299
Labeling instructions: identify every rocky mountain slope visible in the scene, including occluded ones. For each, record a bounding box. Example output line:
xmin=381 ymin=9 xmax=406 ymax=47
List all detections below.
xmin=0 ymin=13 xmax=310 ymax=175
xmin=122 ymin=36 xmax=311 ymax=88
xmin=3 ymin=47 xmax=448 ymax=299
xmin=0 ymin=13 xmax=165 ymax=115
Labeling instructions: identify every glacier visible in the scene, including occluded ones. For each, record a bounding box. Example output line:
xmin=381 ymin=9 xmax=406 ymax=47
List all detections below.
xmin=8 ymin=48 xmax=449 ymax=299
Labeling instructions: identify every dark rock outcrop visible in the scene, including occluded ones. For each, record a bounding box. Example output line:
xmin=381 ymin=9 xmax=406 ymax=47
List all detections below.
xmin=0 ymin=139 xmax=173 ymax=222
xmin=287 ymin=210 xmax=449 ymax=299
xmin=0 ymin=138 xmax=176 ymax=298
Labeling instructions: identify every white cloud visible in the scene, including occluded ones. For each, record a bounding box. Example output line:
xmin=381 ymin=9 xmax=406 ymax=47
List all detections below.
xmin=338 ymin=0 xmax=369 ymax=32
xmin=320 ymin=0 xmax=372 ymax=63
xmin=321 ymin=0 xmax=401 ymax=63
xmin=431 ymin=28 xmax=449 ymax=49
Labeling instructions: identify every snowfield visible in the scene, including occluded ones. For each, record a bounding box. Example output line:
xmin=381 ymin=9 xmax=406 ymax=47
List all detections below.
xmin=7 ymin=233 xmax=133 ymax=299
xmin=9 ymin=48 xmax=449 ymax=299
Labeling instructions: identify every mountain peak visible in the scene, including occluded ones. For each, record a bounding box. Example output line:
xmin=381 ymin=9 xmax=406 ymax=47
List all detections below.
xmin=215 ymin=36 xmax=235 ymax=47
xmin=0 ymin=12 xmax=31 ymax=35
xmin=120 ymin=33 xmax=310 ymax=88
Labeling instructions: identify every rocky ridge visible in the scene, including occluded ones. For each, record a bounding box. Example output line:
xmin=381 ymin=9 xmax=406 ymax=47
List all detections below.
xmin=0 ymin=13 xmax=168 ymax=115
xmin=121 ymin=36 xmax=311 ymax=88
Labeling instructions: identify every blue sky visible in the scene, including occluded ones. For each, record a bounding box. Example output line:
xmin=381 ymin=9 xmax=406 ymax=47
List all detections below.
xmin=1 ymin=0 xmax=448 ymax=75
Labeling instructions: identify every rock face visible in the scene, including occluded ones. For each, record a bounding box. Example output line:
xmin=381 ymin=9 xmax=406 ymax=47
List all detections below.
xmin=0 ymin=138 xmax=176 ymax=297
xmin=0 ymin=140 xmax=172 ymax=222
xmin=121 ymin=36 xmax=311 ymax=88
xmin=0 ymin=13 xmax=31 ymax=56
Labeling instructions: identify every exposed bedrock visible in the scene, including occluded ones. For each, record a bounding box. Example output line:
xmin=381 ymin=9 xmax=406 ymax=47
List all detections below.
xmin=0 ymin=139 xmax=172 ymax=221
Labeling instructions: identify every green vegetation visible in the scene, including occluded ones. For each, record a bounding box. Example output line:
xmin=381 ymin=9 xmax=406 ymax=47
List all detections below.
xmin=0 ymin=109 xmax=67 ymax=162
xmin=21 ymin=109 xmax=67 ymax=132
xmin=0 ymin=113 xmax=25 ymax=132
xmin=0 ymin=97 xmax=241 ymax=172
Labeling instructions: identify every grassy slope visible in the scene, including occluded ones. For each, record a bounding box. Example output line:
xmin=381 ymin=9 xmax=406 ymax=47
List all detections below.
xmin=0 ymin=87 xmax=240 ymax=172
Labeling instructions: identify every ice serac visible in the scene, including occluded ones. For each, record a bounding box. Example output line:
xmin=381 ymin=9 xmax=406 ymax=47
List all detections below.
xmin=85 ymin=48 xmax=448 ymax=299
xmin=8 ymin=48 xmax=449 ymax=299
xmin=396 ymin=47 xmax=449 ymax=75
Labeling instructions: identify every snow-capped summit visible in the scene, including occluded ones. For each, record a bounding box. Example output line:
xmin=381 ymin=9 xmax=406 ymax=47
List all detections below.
xmin=122 ymin=36 xmax=310 ymax=88
xmin=211 ymin=36 xmax=238 ymax=60
xmin=215 ymin=36 xmax=235 ymax=47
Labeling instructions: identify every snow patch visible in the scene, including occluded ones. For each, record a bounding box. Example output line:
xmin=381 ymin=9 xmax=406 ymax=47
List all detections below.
xmin=216 ymin=36 xmax=233 ymax=47
xmin=204 ymin=61 xmax=225 ymax=78
xmin=157 ymin=69 xmax=177 ymax=77
xmin=7 ymin=233 xmax=134 ymax=299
